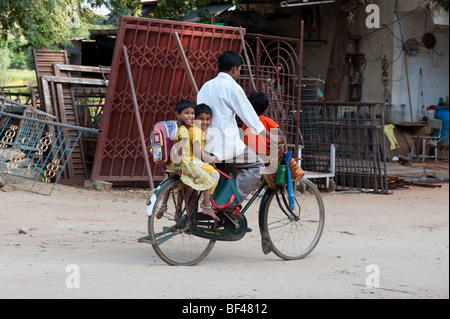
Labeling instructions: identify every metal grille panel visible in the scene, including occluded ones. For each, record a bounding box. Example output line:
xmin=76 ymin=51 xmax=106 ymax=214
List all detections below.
xmin=237 ymin=33 xmax=303 ymax=156
xmin=91 ymin=17 xmax=243 ymax=183
xmin=299 ymin=101 xmax=388 ymax=193
xmin=0 ymin=110 xmax=99 ymax=195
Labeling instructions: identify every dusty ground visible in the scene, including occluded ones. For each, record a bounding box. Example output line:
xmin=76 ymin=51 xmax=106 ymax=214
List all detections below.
xmin=0 ymin=173 xmax=448 ymax=299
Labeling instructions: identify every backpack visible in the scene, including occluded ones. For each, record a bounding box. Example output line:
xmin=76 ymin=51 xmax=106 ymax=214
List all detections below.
xmin=150 ymin=121 xmax=179 ymax=167
xmin=211 ymin=169 xmax=242 ymax=214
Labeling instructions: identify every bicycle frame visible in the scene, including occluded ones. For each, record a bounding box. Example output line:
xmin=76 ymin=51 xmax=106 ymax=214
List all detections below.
xmin=149 ymin=174 xmax=298 ymax=242
xmin=240 ymin=180 xmax=267 ymax=215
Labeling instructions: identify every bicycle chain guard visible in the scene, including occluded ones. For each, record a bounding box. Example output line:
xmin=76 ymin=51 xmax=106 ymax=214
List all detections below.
xmin=189 ymin=212 xmax=248 ymax=241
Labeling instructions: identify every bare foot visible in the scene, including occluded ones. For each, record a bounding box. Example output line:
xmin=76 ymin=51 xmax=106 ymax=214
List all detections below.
xmin=156 ymin=204 xmax=167 ymax=219
xmin=202 ymin=206 xmax=220 ymax=222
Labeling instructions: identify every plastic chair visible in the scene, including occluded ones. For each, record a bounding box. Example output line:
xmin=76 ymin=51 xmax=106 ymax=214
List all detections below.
xmin=410 ymin=118 xmax=442 ymax=162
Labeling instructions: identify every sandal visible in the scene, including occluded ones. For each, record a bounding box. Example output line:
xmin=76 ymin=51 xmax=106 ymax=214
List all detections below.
xmin=156 ymin=204 xmax=167 ymax=219
xmin=202 ymin=206 xmax=220 ymax=222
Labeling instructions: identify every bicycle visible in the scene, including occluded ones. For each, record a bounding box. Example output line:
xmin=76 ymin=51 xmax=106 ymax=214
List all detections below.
xmin=140 ymin=172 xmax=325 ymax=266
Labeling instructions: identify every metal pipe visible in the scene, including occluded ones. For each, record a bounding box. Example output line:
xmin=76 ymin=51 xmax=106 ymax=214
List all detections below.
xmin=239 ymin=27 xmax=256 ymax=92
xmin=404 ymin=53 xmax=414 ymax=122
xmin=280 ymin=0 xmax=335 ymax=8
xmin=0 ymin=111 xmax=99 ymax=133
xmin=173 ymin=32 xmax=199 ymax=95
xmin=122 ymin=45 xmax=155 ymax=191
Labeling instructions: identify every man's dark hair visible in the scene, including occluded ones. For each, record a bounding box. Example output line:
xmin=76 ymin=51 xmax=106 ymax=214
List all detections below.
xmin=218 ymin=51 xmax=243 ymax=72
xmin=175 ymin=99 xmax=195 ymax=113
xmin=195 ymin=103 xmax=213 ymax=117
xmin=248 ymin=91 xmax=269 ymax=116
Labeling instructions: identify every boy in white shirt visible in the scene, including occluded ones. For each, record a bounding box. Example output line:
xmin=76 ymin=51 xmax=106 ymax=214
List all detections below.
xmin=197 ymin=51 xmax=281 ymax=204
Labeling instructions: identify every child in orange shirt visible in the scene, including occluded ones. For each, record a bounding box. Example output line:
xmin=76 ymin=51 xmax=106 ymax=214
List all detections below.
xmin=242 ymin=92 xmax=286 ymax=159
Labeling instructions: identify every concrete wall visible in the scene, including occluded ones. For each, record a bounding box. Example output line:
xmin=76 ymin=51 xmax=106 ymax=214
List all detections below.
xmin=327 ymin=0 xmax=448 ymax=122
xmin=390 ymin=8 xmax=449 ymax=122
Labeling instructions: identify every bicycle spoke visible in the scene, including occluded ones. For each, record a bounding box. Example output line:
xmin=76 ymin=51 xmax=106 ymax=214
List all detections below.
xmin=262 ymin=179 xmax=325 ymax=260
xmin=147 ymin=177 xmax=215 ymax=266
xmin=275 ymin=189 xmax=298 ymax=220
xmin=267 ymin=218 xmax=292 ymax=230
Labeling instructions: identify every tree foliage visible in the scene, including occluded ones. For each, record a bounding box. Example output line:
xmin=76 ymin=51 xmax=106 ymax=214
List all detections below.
xmin=86 ymin=0 xmax=142 ymax=24
xmin=150 ymin=0 xmax=237 ymax=21
xmin=0 ymin=0 xmax=142 ymax=49
xmin=0 ymin=46 xmax=11 ymax=85
xmin=0 ymin=0 xmax=238 ymax=48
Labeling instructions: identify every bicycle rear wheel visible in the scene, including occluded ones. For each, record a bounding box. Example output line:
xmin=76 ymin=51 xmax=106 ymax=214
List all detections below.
xmin=261 ymin=178 xmax=325 ymax=260
xmin=148 ymin=176 xmax=215 ymax=266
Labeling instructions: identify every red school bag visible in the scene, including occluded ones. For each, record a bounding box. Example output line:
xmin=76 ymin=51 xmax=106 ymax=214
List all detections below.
xmin=211 ymin=169 xmax=242 ymax=214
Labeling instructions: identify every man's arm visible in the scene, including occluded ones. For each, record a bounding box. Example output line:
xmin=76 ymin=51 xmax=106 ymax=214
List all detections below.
xmin=265 ymin=129 xmax=286 ymax=145
xmin=231 ymin=86 xmax=265 ymax=135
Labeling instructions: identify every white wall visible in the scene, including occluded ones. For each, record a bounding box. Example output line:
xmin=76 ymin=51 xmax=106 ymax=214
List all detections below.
xmin=390 ymin=9 xmax=449 ymax=122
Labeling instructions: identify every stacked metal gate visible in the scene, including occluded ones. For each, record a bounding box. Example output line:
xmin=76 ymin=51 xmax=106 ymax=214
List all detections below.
xmin=299 ymin=101 xmax=388 ymax=194
xmin=33 ymin=49 xmax=109 ymax=181
xmin=83 ymin=16 xmax=387 ymax=193
xmin=237 ymin=33 xmax=388 ymax=194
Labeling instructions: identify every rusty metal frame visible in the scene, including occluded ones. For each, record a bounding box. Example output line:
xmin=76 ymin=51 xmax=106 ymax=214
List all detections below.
xmin=238 ymin=26 xmax=304 ymax=157
xmin=40 ymin=75 xmax=108 ymax=119
xmin=33 ymin=49 xmax=69 ymax=115
xmin=91 ymin=17 xmax=244 ymax=183
xmin=40 ymin=75 xmax=108 ymax=180
xmin=33 ymin=50 xmax=111 ymax=182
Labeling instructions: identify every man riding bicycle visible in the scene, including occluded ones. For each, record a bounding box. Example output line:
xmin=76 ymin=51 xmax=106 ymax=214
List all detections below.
xmin=197 ymin=51 xmax=282 ymax=203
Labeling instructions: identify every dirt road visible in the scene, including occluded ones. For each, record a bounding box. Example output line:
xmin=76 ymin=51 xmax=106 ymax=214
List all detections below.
xmin=0 ymin=180 xmax=448 ymax=299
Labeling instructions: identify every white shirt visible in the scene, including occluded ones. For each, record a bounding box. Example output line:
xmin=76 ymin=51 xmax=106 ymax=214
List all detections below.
xmin=197 ymin=72 xmax=265 ymax=161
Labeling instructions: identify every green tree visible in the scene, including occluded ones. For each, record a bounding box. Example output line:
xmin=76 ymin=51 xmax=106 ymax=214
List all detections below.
xmin=6 ymin=35 xmax=31 ymax=69
xmin=0 ymin=0 xmax=142 ymax=49
xmin=0 ymin=45 xmax=11 ymax=85
xmin=87 ymin=0 xmax=142 ymax=24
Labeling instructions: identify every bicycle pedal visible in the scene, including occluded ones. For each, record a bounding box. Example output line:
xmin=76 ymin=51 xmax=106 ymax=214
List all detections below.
xmin=138 ymin=236 xmax=153 ymax=244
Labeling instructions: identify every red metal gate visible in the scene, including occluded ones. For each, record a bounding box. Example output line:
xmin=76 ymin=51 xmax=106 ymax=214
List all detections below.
xmin=91 ymin=17 xmax=244 ymax=183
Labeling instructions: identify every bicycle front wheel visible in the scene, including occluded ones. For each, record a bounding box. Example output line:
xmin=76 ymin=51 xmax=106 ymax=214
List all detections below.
xmin=261 ymin=178 xmax=325 ymax=260
xmin=148 ymin=177 xmax=215 ymax=266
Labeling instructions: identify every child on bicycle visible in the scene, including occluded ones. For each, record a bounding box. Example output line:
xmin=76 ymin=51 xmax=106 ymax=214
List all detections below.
xmin=192 ymin=103 xmax=218 ymax=175
xmin=170 ymin=100 xmax=220 ymax=221
xmin=242 ymin=91 xmax=287 ymax=160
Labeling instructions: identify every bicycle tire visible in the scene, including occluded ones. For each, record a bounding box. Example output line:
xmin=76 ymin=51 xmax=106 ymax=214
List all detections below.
xmin=260 ymin=178 xmax=325 ymax=260
xmin=148 ymin=176 xmax=215 ymax=266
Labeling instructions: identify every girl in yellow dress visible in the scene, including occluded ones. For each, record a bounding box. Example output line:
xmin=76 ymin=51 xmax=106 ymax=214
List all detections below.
xmin=171 ymin=100 xmax=220 ymax=221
